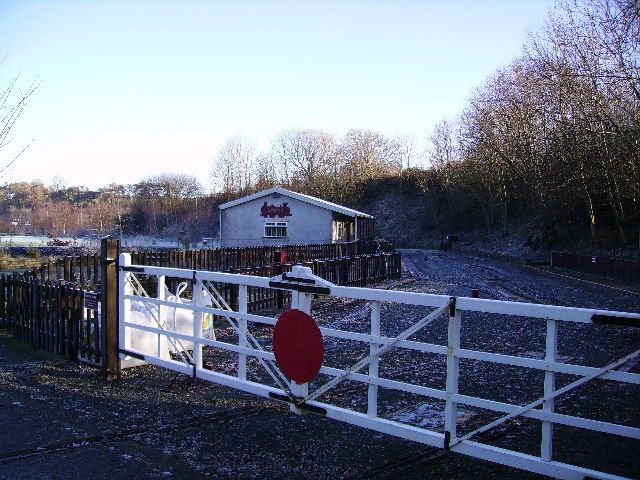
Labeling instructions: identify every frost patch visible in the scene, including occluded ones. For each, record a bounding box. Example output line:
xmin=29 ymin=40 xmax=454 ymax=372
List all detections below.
xmin=388 ymin=402 xmax=473 ymax=429
xmin=523 ymin=351 xmax=573 ymax=363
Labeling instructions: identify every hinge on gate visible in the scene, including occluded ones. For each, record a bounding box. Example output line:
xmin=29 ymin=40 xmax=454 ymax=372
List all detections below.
xmin=268 ymin=392 xmax=328 ymax=415
xmin=119 ymin=348 xmax=145 ymax=361
xmin=120 ymin=266 xmax=144 ymax=273
xmin=269 ymin=280 xmax=331 ymax=295
xmin=281 ymin=273 xmax=316 ymax=284
xmin=449 ymin=297 xmax=457 ymax=317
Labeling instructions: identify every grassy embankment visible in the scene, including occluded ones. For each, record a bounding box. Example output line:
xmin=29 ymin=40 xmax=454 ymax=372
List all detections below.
xmin=0 ymin=250 xmax=47 ymax=272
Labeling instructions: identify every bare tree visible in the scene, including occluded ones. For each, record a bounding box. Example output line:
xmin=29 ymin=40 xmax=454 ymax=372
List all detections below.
xmin=428 ymin=119 xmax=457 ymax=169
xmin=0 ymin=57 xmax=40 ymax=180
xmin=271 ymin=128 xmax=336 ymax=191
xmin=340 ymin=129 xmax=402 ymax=184
xmin=211 ymin=135 xmax=256 ymax=195
xmin=254 ymin=152 xmax=279 ymax=190
xmin=50 ymin=175 xmax=67 ymax=193
xmin=131 ymin=173 xmax=202 ymax=234
xmin=523 ymin=0 xmax=640 ymax=243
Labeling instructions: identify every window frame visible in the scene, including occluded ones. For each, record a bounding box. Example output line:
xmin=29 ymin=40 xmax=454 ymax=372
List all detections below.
xmin=263 ymin=221 xmax=288 ymax=239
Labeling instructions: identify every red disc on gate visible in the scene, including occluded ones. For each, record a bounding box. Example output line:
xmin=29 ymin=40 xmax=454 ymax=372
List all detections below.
xmin=273 ymin=309 xmax=324 ymax=384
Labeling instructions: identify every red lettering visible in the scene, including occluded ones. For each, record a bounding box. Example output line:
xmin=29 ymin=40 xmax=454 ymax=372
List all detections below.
xmin=260 ymin=202 xmax=292 ymax=218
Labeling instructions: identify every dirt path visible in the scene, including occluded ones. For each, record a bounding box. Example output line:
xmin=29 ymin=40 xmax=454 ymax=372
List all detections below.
xmin=401 ymin=249 xmax=640 ymax=310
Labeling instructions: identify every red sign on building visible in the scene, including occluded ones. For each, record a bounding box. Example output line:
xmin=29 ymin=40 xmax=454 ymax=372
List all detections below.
xmin=260 ymin=202 xmax=292 ymax=218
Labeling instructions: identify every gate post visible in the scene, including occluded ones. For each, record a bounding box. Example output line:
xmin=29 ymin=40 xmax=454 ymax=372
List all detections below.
xmin=289 ymin=265 xmax=313 ymax=414
xmin=101 ymin=236 xmax=120 ymax=381
xmin=238 ymin=284 xmax=248 ymax=380
xmin=444 ymin=298 xmax=461 ymax=449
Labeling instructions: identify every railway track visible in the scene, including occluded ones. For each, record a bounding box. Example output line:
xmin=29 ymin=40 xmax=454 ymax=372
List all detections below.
xmin=344 ymin=419 xmax=526 ymax=480
xmin=525 ymin=265 xmax=640 ymax=297
xmin=0 ymin=405 xmax=271 ymax=465
xmin=344 ymin=448 xmax=449 ymax=480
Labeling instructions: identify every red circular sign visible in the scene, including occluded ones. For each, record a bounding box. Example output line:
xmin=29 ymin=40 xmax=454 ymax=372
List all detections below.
xmin=273 ymin=309 xmax=324 ymax=384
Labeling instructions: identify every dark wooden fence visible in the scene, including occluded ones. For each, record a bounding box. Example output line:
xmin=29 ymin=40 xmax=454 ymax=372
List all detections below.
xmin=0 ymin=238 xmax=401 ymax=367
xmin=16 ymin=239 xmax=395 ymax=287
xmin=137 ymin=253 xmax=403 ymax=313
xmin=551 ymin=252 xmax=640 ymax=285
xmin=237 ymin=253 xmax=401 ymax=313
xmin=129 ymin=239 xmax=393 ymax=272
xmin=0 ymin=275 xmax=100 ymax=361
xmin=20 ymin=253 xmax=101 ymax=288
xmin=306 ymin=253 xmax=402 ymax=287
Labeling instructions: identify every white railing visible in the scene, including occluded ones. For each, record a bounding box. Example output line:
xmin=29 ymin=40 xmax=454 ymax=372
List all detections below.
xmin=118 ymin=253 xmax=640 ymax=480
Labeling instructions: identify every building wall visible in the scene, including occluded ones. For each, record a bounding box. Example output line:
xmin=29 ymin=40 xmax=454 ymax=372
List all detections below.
xmin=220 ymin=193 xmax=335 ymax=246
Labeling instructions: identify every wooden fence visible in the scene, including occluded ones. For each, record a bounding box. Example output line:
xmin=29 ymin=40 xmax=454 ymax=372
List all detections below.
xmin=239 ymin=253 xmax=401 ymax=312
xmin=136 ymin=253 xmax=403 ymax=313
xmin=18 ymin=239 xmax=394 ymax=288
xmin=129 ymin=239 xmax=392 ymax=272
xmin=551 ymin=252 xmax=640 ymax=285
xmin=21 ymin=253 xmax=101 ymax=288
xmin=0 ymin=275 xmax=100 ymax=361
xmin=0 ymin=237 xmax=401 ymax=368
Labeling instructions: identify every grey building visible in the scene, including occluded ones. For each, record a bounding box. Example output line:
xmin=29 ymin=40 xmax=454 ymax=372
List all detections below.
xmin=219 ymin=187 xmax=374 ymax=247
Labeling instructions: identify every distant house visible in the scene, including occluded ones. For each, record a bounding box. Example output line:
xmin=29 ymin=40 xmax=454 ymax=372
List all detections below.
xmin=218 ymin=187 xmax=374 ymax=247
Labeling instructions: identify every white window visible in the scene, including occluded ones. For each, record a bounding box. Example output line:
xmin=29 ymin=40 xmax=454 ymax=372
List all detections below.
xmin=264 ymin=221 xmax=288 ymax=238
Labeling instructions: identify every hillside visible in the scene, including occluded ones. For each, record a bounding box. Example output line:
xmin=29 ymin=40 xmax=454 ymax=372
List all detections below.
xmin=347 ymin=175 xmax=638 ymax=262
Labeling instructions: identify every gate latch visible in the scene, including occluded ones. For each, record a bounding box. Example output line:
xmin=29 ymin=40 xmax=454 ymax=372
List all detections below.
xmin=269 ymin=268 xmax=332 ymax=295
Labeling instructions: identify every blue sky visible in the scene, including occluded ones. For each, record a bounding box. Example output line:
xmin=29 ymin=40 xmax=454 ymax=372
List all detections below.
xmin=0 ymin=0 xmax=553 ymax=191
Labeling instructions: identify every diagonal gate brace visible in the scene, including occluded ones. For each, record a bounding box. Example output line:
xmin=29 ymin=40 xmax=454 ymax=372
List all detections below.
xmin=201 ymin=279 xmax=295 ymax=399
xmin=449 ymin=346 xmax=640 ymax=448
xmin=300 ymin=299 xmax=453 ymax=406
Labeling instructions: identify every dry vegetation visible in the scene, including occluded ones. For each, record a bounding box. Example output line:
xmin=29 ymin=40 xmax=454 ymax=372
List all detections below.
xmin=0 ymin=251 xmax=47 ymax=271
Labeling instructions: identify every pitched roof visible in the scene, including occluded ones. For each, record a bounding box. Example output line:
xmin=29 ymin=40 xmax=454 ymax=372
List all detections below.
xmin=218 ymin=187 xmax=373 ymax=218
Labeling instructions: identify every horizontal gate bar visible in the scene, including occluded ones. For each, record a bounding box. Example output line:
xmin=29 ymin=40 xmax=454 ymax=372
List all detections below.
xmin=123 ymin=319 xmax=639 ymax=438
xmin=268 ymin=280 xmax=331 ymax=295
xmin=453 ymin=393 xmax=640 ymax=439
xmin=128 ymin=265 xmax=274 ymax=287
xmin=121 ymin=344 xmax=449 ymax=450
xmin=125 ymin=293 xmax=640 ymax=385
xmin=457 ymin=348 xmax=640 ymax=384
xmin=126 ymin=263 xmax=640 ymax=325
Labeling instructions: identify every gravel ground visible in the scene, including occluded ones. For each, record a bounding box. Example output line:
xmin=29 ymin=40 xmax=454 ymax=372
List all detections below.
xmin=0 ymin=250 xmax=638 ymax=479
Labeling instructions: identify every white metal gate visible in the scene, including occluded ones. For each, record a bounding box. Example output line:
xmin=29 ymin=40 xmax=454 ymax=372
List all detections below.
xmin=118 ymin=253 xmax=640 ymax=480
